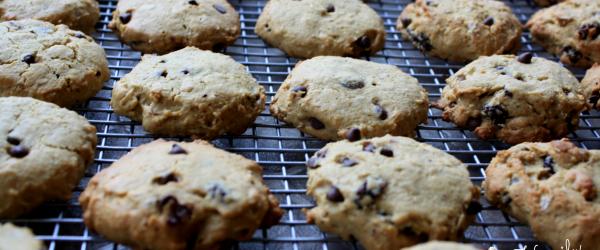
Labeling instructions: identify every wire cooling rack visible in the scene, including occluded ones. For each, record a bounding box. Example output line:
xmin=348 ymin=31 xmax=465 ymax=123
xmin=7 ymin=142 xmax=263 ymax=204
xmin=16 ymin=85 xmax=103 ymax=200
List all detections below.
xmin=2 ymin=1 xmax=597 ymax=249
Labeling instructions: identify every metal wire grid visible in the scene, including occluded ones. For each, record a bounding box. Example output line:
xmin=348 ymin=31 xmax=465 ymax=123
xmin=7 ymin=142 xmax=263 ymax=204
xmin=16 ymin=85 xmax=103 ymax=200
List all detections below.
xmin=1 ymin=0 xmax=598 ymax=249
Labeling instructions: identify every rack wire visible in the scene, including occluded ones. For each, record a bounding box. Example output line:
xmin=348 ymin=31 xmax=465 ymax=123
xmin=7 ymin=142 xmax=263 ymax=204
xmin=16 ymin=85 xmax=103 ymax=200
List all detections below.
xmin=2 ymin=0 xmax=597 ymax=249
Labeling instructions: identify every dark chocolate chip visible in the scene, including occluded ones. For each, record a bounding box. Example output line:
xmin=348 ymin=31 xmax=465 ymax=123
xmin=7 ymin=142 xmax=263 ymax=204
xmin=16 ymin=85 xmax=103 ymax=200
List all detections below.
xmin=22 ymin=54 xmax=35 ymax=64
xmin=504 ymin=89 xmax=513 ymax=98
xmin=308 ymin=117 xmax=325 ymax=130
xmin=466 ymin=201 xmax=483 ymax=215
xmin=207 ymin=184 xmax=227 ymax=201
xmin=153 ymin=172 xmax=179 ymax=185
xmin=160 ymin=71 xmax=168 ymax=77
xmin=578 ymin=22 xmax=600 ymax=40
xmin=483 ymin=16 xmax=494 ymax=26
xmin=374 ymin=105 xmax=388 ymax=120
xmin=401 ymin=18 xmax=412 ymax=27
xmin=326 ymin=186 xmax=344 ymax=202
xmin=345 ymin=128 xmax=361 ymax=142
xmin=169 ymin=144 xmax=188 ymax=155
xmin=95 ymin=71 xmax=101 ymax=77
xmin=119 ymin=12 xmax=132 ymax=24
xmin=157 ymin=195 xmax=192 ymax=225
xmin=589 ymin=91 xmax=600 ymax=106
xmin=340 ymin=80 xmax=365 ymax=89
xmin=326 ymin=4 xmax=335 ymax=13
xmin=380 ymin=147 xmax=394 ymax=157
xmin=543 ymin=155 xmax=556 ymax=175
xmin=6 ymin=136 xmax=21 ymax=145
xmin=306 ymin=157 xmax=320 ymax=169
xmin=406 ymin=30 xmax=433 ymax=52
xmin=466 ymin=117 xmax=482 ymax=130
xmin=363 ymin=142 xmax=376 ymax=152
xmin=355 ymin=35 xmax=371 ymax=48
xmin=8 ymin=145 xmax=29 ymax=158
xmin=159 ymin=60 xmax=166 ymax=63
xmin=213 ymin=4 xmax=227 ymax=14
xmin=517 ymin=52 xmax=533 ymax=64
xmin=341 ymin=157 xmax=358 ymax=167
xmin=182 ymin=69 xmax=189 ymax=75
xmin=562 ymin=46 xmax=582 ymax=64
xmin=483 ymin=104 xmax=508 ymax=124
xmin=292 ymin=86 xmax=307 ymax=97
xmin=188 ymin=0 xmax=198 ymax=5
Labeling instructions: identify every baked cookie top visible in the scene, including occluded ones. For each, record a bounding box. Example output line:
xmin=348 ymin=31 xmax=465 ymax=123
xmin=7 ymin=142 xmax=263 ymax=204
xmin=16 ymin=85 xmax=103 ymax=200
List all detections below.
xmin=435 ymin=54 xmax=587 ymax=144
xmin=306 ymin=135 xmax=480 ymax=250
xmin=0 ymin=97 xmax=97 ymax=218
xmin=270 ymin=56 xmax=428 ymax=141
xmin=527 ymin=0 xmax=600 ymax=68
xmin=402 ymin=241 xmax=480 ymax=250
xmin=582 ymin=64 xmax=600 ymax=110
xmin=397 ymin=0 xmax=522 ymax=62
xmin=111 ymin=47 xmax=265 ymax=139
xmin=483 ymin=139 xmax=600 ymax=249
xmin=255 ymin=0 xmax=386 ymax=58
xmin=79 ymin=139 xmax=283 ymax=250
xmin=0 ymin=223 xmax=45 ymax=250
xmin=0 ymin=0 xmax=99 ymax=33
xmin=0 ymin=19 xmax=109 ymax=107
xmin=109 ymin=0 xmax=240 ymax=54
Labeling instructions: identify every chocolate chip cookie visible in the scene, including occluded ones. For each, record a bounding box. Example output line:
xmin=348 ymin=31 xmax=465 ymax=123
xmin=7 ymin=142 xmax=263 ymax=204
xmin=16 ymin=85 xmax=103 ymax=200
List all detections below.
xmin=109 ymin=0 xmax=240 ymax=54
xmin=270 ymin=56 xmax=428 ymax=141
xmin=0 ymin=19 xmax=110 ymax=107
xmin=0 ymin=0 xmax=99 ymax=33
xmin=255 ymin=0 xmax=385 ymax=58
xmin=0 ymin=97 xmax=97 ymax=218
xmin=79 ymin=139 xmax=283 ymax=250
xmin=434 ymin=54 xmax=587 ymax=144
xmin=397 ymin=0 xmax=522 ymax=63
xmin=403 ymin=241 xmax=480 ymax=250
xmin=527 ymin=0 xmax=600 ymax=68
xmin=0 ymin=223 xmax=44 ymax=250
xmin=582 ymin=63 xmax=600 ymax=110
xmin=305 ymin=135 xmax=480 ymax=250
xmin=483 ymin=139 xmax=600 ymax=250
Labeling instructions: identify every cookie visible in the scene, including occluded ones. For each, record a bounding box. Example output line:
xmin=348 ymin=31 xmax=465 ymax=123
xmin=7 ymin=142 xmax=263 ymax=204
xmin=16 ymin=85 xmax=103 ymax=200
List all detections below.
xmin=533 ymin=0 xmax=565 ymax=7
xmin=255 ymin=0 xmax=385 ymax=58
xmin=111 ymin=47 xmax=265 ymax=139
xmin=582 ymin=63 xmax=600 ymax=110
xmin=0 ymin=19 xmax=110 ymax=107
xmin=270 ymin=56 xmax=428 ymax=141
xmin=434 ymin=54 xmax=587 ymax=144
xmin=402 ymin=241 xmax=480 ymax=250
xmin=0 ymin=97 xmax=97 ymax=218
xmin=79 ymin=139 xmax=283 ymax=250
xmin=109 ymin=0 xmax=240 ymax=54
xmin=397 ymin=0 xmax=522 ymax=63
xmin=0 ymin=223 xmax=45 ymax=250
xmin=527 ymin=0 xmax=600 ymax=68
xmin=305 ymin=135 xmax=480 ymax=250
xmin=0 ymin=0 xmax=99 ymax=33
xmin=483 ymin=139 xmax=600 ymax=249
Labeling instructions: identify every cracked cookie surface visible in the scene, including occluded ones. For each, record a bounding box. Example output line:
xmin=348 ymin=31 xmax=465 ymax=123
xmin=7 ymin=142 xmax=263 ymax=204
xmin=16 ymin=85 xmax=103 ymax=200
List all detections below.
xmin=0 ymin=97 xmax=97 ymax=218
xmin=397 ymin=0 xmax=521 ymax=62
xmin=435 ymin=54 xmax=586 ymax=144
xmin=0 ymin=223 xmax=45 ymax=250
xmin=79 ymin=139 xmax=283 ymax=250
xmin=255 ymin=0 xmax=385 ymax=58
xmin=305 ymin=135 xmax=479 ymax=250
xmin=483 ymin=139 xmax=600 ymax=249
xmin=0 ymin=0 xmax=99 ymax=33
xmin=0 ymin=19 xmax=109 ymax=107
xmin=111 ymin=47 xmax=265 ymax=139
xmin=109 ymin=0 xmax=240 ymax=54
xmin=527 ymin=0 xmax=600 ymax=68
xmin=270 ymin=56 xmax=428 ymax=141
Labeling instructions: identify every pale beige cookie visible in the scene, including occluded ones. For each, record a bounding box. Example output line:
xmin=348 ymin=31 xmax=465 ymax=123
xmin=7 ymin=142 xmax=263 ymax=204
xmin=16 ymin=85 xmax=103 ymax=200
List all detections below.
xmin=582 ymin=63 xmax=600 ymax=110
xmin=402 ymin=241 xmax=480 ymax=250
xmin=397 ymin=0 xmax=521 ymax=62
xmin=111 ymin=47 xmax=265 ymax=139
xmin=109 ymin=0 xmax=240 ymax=54
xmin=0 ymin=0 xmax=99 ymax=33
xmin=79 ymin=139 xmax=283 ymax=250
xmin=306 ymin=135 xmax=480 ymax=250
xmin=435 ymin=54 xmax=587 ymax=144
xmin=270 ymin=56 xmax=428 ymax=141
xmin=483 ymin=139 xmax=600 ymax=250
xmin=0 ymin=97 xmax=97 ymax=218
xmin=0 ymin=223 xmax=45 ymax=250
xmin=255 ymin=0 xmax=385 ymax=58
xmin=0 ymin=19 xmax=109 ymax=107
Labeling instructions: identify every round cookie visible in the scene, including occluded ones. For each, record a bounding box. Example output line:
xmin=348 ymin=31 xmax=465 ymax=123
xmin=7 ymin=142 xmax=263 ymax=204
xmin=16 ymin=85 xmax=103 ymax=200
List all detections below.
xmin=255 ymin=0 xmax=385 ymax=58
xmin=270 ymin=56 xmax=429 ymax=141
xmin=0 ymin=0 xmax=99 ymax=33
xmin=0 ymin=19 xmax=110 ymax=107
xmin=305 ymin=135 xmax=480 ymax=250
xmin=434 ymin=54 xmax=587 ymax=144
xmin=111 ymin=47 xmax=265 ymax=139
xmin=527 ymin=0 xmax=600 ymax=68
xmin=109 ymin=0 xmax=240 ymax=54
xmin=402 ymin=241 xmax=480 ymax=250
xmin=0 ymin=223 xmax=45 ymax=250
xmin=397 ymin=0 xmax=522 ymax=63
xmin=79 ymin=139 xmax=283 ymax=250
xmin=483 ymin=139 xmax=600 ymax=249
xmin=0 ymin=97 xmax=97 ymax=218
xmin=582 ymin=63 xmax=600 ymax=110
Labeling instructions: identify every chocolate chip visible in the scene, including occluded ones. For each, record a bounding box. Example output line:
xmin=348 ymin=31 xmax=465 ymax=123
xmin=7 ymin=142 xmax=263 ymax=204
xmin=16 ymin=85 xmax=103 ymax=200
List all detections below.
xmin=517 ymin=52 xmax=533 ymax=64
xmin=562 ymin=46 xmax=582 ymax=64
xmin=355 ymin=35 xmax=371 ymax=48
xmin=399 ymin=227 xmax=429 ymax=242
xmin=326 ymin=4 xmax=335 ymax=13
xmin=188 ymin=0 xmax=198 ymax=5
xmin=207 ymin=183 xmax=227 ymax=201
xmin=401 ymin=18 xmax=412 ymax=27
xmin=308 ymin=117 xmax=325 ymax=130
xmin=292 ymin=86 xmax=307 ymax=97
xmin=380 ymin=147 xmax=394 ymax=157
xmin=340 ymin=80 xmax=365 ymax=89
xmin=345 ymin=128 xmax=361 ymax=142
xmin=157 ymin=196 xmax=192 ymax=226
xmin=483 ymin=16 xmax=494 ymax=26
xmin=316 ymin=148 xmax=328 ymax=158
xmin=169 ymin=144 xmax=188 ymax=155
xmin=466 ymin=117 xmax=482 ymax=130
xmin=363 ymin=142 xmax=376 ymax=153
xmin=213 ymin=4 xmax=227 ymax=14
xmin=504 ymin=89 xmax=513 ymax=98
xmin=95 ymin=71 xmax=101 ymax=77
xmin=22 ymin=54 xmax=35 ymax=64
xmin=543 ymin=155 xmax=556 ymax=176
xmin=119 ymin=12 xmax=132 ymax=24
xmin=374 ymin=105 xmax=388 ymax=120
xmin=578 ymin=22 xmax=600 ymax=40
xmin=589 ymin=91 xmax=600 ymax=106
xmin=153 ymin=172 xmax=179 ymax=185
xmin=466 ymin=201 xmax=483 ymax=215
xmin=8 ymin=145 xmax=29 ymax=158
xmin=182 ymin=69 xmax=189 ymax=75
xmin=326 ymin=186 xmax=344 ymax=202
xmin=74 ymin=32 xmax=85 ymax=38
xmin=407 ymin=30 xmax=433 ymax=52
xmin=160 ymin=71 xmax=168 ymax=77
xmin=483 ymin=105 xmax=508 ymax=124
xmin=6 ymin=136 xmax=20 ymax=145
xmin=341 ymin=157 xmax=358 ymax=167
